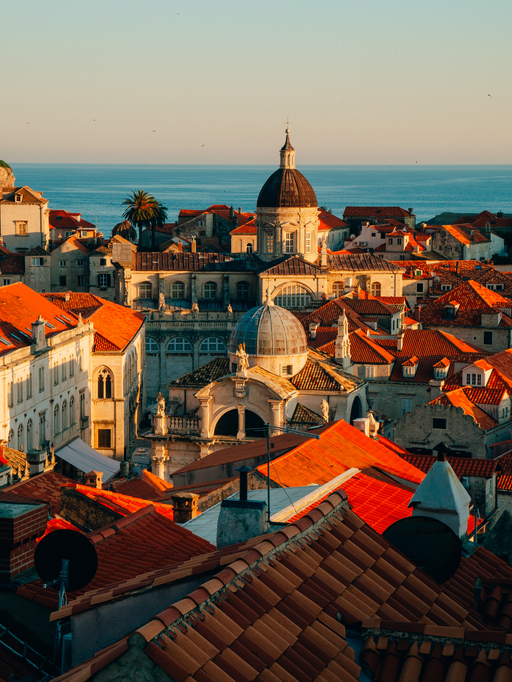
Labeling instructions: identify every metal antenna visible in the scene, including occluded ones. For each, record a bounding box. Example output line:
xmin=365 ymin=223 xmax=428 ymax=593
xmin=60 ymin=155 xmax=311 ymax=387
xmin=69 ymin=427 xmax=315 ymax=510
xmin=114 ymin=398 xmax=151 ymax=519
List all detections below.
xmin=43 ymin=559 xmax=69 ymax=666
xmin=262 ymin=424 xmax=320 ymax=523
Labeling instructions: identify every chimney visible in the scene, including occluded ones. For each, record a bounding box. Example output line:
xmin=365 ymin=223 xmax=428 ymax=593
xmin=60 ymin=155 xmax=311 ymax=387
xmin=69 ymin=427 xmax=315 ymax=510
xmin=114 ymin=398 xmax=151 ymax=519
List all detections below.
xmin=178 ymin=241 xmax=183 ymax=252
xmin=65 ymin=291 xmax=70 ymax=302
xmin=216 ymin=466 xmax=268 ymax=548
xmin=309 ymin=321 xmax=320 ymax=339
xmin=84 ymin=470 xmax=103 ymax=489
xmin=172 ymin=492 xmax=200 ymax=523
xmin=31 ymin=315 xmax=47 ymax=351
xmin=191 ymin=236 xmax=197 ymax=253
xmin=0 ymin=502 xmax=47 ymax=580
xmin=396 ymin=332 xmax=404 ymax=351
xmin=26 ymin=448 xmax=47 ymax=477
xmin=408 ymin=208 xmax=414 ymax=215
xmin=229 ymin=206 xmax=234 ymax=220
xmin=353 ymin=417 xmax=370 ymax=437
xmin=408 ymin=446 xmax=471 ymax=539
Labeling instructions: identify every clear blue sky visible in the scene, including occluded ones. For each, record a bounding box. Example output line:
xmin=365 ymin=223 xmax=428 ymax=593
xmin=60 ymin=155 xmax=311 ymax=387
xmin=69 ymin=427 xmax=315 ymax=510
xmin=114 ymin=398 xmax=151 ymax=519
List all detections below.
xmin=2 ymin=0 xmax=512 ymax=164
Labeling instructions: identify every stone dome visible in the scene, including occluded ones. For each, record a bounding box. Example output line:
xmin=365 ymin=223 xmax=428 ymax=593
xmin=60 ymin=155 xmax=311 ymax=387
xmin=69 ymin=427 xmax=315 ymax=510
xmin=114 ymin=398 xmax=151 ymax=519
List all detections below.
xmin=256 ymin=168 xmax=317 ymax=208
xmin=229 ymin=300 xmax=308 ymax=356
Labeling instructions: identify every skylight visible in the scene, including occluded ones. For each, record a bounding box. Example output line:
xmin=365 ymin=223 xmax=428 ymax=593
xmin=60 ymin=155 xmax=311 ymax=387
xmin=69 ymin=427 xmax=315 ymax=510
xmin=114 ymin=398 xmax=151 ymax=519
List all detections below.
xmin=45 ymin=322 xmax=55 ymax=329
xmin=0 ymin=338 xmax=10 ymax=345
xmin=10 ymin=333 xmax=22 ymax=341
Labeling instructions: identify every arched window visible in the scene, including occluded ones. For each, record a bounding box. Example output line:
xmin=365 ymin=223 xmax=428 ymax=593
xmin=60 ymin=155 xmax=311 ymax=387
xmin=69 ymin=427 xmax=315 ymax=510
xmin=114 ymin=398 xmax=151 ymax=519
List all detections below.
xmin=332 ymin=282 xmax=344 ymax=298
xmin=69 ymin=356 xmax=75 ymax=377
xmin=54 ymin=404 xmax=60 ymax=435
xmin=204 ymin=281 xmax=217 ymax=299
xmin=371 ymin=282 xmax=382 ymax=297
xmin=16 ymin=378 xmax=23 ymax=404
xmin=97 ymin=368 xmax=113 ymax=399
xmin=236 ymin=281 xmax=250 ymax=300
xmin=246 ymin=242 xmax=253 ymax=254
xmin=145 ymin=337 xmax=159 ymax=354
xmin=139 ymin=281 xmax=152 ymax=298
xmin=62 ymin=401 xmax=68 ymax=430
xmin=27 ymin=420 xmax=33 ymax=451
xmin=200 ymin=338 xmax=226 ymax=353
xmin=69 ymin=397 xmax=75 ymax=425
xmin=171 ymin=281 xmax=185 ymax=299
xmin=274 ymin=284 xmax=312 ymax=309
xmin=167 ymin=337 xmax=193 ymax=353
xmin=17 ymin=424 xmax=23 ymax=452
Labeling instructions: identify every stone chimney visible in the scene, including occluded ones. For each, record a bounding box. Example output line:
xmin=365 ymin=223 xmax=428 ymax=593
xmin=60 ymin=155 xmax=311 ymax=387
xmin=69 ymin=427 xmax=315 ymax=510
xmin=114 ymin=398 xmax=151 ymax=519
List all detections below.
xmin=0 ymin=501 xmax=47 ymax=580
xmin=26 ymin=448 xmax=47 ymax=478
xmin=191 ymin=236 xmax=197 ymax=253
xmin=334 ymin=312 xmax=351 ymax=369
xmin=309 ymin=321 xmax=320 ymax=339
xmin=216 ymin=466 xmax=269 ymax=548
xmin=408 ymin=449 xmax=471 ymax=539
xmin=31 ymin=316 xmax=47 ymax=352
xmin=172 ymin=492 xmax=200 ymax=524
xmin=84 ymin=470 xmax=103 ymax=489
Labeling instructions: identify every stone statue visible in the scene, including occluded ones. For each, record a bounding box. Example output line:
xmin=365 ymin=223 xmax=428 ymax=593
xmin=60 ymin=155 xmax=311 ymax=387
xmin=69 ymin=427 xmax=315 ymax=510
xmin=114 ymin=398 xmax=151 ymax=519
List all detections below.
xmin=159 ymin=292 xmax=165 ymax=311
xmin=156 ymin=391 xmax=166 ymax=416
xmin=227 ymin=303 xmax=233 ymax=313
xmin=321 ymin=399 xmax=329 ymax=423
xmin=236 ymin=343 xmax=249 ymax=376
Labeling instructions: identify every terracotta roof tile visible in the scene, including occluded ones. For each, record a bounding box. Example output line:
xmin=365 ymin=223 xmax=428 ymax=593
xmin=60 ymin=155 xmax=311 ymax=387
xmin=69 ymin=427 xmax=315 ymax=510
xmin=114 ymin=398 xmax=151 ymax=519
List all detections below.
xmin=135 ymin=252 xmax=248 ymax=272
xmin=169 ymin=357 xmax=230 ymax=388
xmin=112 ymin=470 xmax=172 ymax=500
xmin=0 ymin=470 xmax=74 ymax=514
xmin=290 ymin=359 xmax=357 ymax=391
xmin=344 ymin=206 xmax=411 ymax=219
xmin=400 ymin=453 xmax=498 ymax=478
xmin=429 ymin=389 xmax=499 ymax=430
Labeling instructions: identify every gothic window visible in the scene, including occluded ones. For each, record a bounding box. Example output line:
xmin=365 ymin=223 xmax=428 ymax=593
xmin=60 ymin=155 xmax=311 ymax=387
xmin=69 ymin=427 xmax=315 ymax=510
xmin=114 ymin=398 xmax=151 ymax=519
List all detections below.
xmin=69 ymin=396 xmax=75 ymax=425
xmin=27 ymin=373 xmax=32 ymax=399
xmin=200 ymin=338 xmax=226 ymax=353
xmin=54 ymin=404 xmax=60 ymax=435
xmin=62 ymin=401 xmax=68 ymax=431
xmin=204 ymin=281 xmax=217 ymax=299
xmin=167 ymin=337 xmax=193 ymax=353
xmin=246 ymin=242 xmax=253 ymax=254
xmin=8 ymin=429 xmax=14 ymax=448
xmin=171 ymin=281 xmax=185 ymax=299
xmin=54 ymin=363 xmax=59 ymax=385
xmin=97 ymin=368 xmax=113 ymax=399
xmin=39 ymin=413 xmax=46 ymax=445
xmin=17 ymin=424 xmax=23 ymax=452
xmin=139 ymin=281 xmax=152 ymax=298
xmin=27 ymin=420 xmax=33 ymax=451
xmin=284 ymin=232 xmax=295 ymax=254
xmin=371 ymin=282 xmax=381 ymax=297
xmin=145 ymin=337 xmax=159 ymax=354
xmin=274 ymin=284 xmax=312 ymax=309
xmin=236 ymin=281 xmax=250 ymax=299
xmin=332 ymin=282 xmax=344 ymax=298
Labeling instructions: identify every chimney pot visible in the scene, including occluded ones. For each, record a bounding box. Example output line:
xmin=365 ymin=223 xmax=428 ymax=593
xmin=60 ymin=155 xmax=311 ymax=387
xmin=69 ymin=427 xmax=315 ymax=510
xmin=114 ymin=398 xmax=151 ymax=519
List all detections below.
xmin=172 ymin=492 xmax=200 ymax=523
xmin=236 ymin=465 xmax=252 ymax=501
xmin=84 ymin=470 xmax=103 ymax=489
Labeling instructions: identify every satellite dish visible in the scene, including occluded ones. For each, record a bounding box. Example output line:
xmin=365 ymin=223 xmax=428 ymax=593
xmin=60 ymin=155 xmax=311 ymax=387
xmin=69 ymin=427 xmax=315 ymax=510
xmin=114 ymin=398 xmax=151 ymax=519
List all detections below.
xmin=383 ymin=515 xmax=461 ymax=584
xmin=34 ymin=530 xmax=98 ymax=592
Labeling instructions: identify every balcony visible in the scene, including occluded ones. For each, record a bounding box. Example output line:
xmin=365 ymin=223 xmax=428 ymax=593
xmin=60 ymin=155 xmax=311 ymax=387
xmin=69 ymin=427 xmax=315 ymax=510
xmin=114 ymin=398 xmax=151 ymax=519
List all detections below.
xmin=168 ymin=416 xmax=200 ymax=436
xmin=80 ymin=416 xmax=89 ymax=430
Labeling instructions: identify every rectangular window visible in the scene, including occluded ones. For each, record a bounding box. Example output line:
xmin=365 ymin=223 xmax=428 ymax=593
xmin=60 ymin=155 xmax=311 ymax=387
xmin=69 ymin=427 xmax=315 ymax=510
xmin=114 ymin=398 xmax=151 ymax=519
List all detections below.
xmin=400 ymin=398 xmax=413 ymax=416
xmin=98 ymin=429 xmax=111 ymax=448
xmin=397 ymin=238 xmax=402 ymax=245
xmin=77 ymin=260 xmax=84 ymax=267
xmin=483 ymin=331 xmax=493 ymax=345
xmin=69 ymin=358 xmax=75 ymax=377
xmin=100 ymin=258 xmax=107 ymax=266
xmin=27 ymin=374 xmax=32 ymax=399
xmin=416 ymin=283 xmax=424 ymax=293
xmin=59 ymin=275 xmax=67 ymax=286
xmin=39 ymin=412 xmax=46 ymax=446
xmin=98 ymin=273 xmax=111 ymax=288
xmin=17 ymin=380 xmax=23 ymax=403
xmin=433 ymin=418 xmax=447 ymax=429
xmin=78 ymin=275 xmax=85 ymax=286
xmin=62 ymin=362 xmax=67 ymax=381
xmin=32 ymin=258 xmax=45 ymax=266
xmin=281 ymin=365 xmax=293 ymax=376
xmin=305 ymin=232 xmax=311 ymax=253
xmin=7 ymin=382 xmax=12 ymax=408
xmin=16 ymin=222 xmax=27 ymax=236
xmin=365 ymin=365 xmax=375 ymax=378
xmin=59 ymin=260 xmax=66 ymax=267
xmin=39 ymin=367 xmax=45 ymax=392
xmin=3 ymin=279 xmax=10 ymax=286
xmin=265 ymin=233 xmax=274 ymax=253
xmin=54 ymin=364 xmax=59 ymax=385
xmin=284 ymin=232 xmax=295 ymax=254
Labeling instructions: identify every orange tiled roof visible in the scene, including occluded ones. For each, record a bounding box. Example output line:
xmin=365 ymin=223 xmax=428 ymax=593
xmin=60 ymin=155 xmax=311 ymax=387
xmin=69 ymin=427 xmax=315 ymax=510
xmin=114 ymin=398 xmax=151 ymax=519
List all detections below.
xmin=401 ymin=453 xmax=498 ymax=478
xmin=429 ymin=388 xmax=498 ymax=430
xmin=0 ymin=283 xmax=78 ymax=355
xmin=290 ymin=358 xmax=358 ymax=391
xmin=347 ymin=329 xmax=395 ymax=364
xmin=112 ymin=470 xmax=172 ymax=500
xmin=256 ymin=419 xmax=424 ymax=486
xmin=440 ymin=222 xmax=490 ymax=245
xmin=49 ymin=209 xmax=95 ymax=230
xmin=53 ymin=491 xmax=490 ymax=682
xmin=44 ymin=292 xmax=145 ymax=352
xmin=0 ymin=471 xmax=75 ymax=515
xmin=63 ymin=235 xmax=89 ymax=254
xmin=229 ymin=221 xmax=257 ymax=235
xmin=317 ymin=208 xmax=347 ymax=231
xmin=420 ymin=280 xmax=512 ymax=328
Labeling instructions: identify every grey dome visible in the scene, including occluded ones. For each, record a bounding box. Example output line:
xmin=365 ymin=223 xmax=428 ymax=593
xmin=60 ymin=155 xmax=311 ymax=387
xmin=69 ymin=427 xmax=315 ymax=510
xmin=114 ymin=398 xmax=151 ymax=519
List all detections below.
xmin=229 ymin=302 xmax=308 ymax=356
xmin=256 ymin=168 xmax=317 ymax=208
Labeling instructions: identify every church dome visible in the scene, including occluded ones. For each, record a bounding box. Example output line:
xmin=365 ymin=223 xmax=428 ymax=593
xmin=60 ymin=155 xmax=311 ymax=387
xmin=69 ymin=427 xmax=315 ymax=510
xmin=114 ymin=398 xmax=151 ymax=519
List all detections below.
xmin=256 ymin=129 xmax=317 ymax=208
xmin=229 ymin=300 xmax=308 ymax=356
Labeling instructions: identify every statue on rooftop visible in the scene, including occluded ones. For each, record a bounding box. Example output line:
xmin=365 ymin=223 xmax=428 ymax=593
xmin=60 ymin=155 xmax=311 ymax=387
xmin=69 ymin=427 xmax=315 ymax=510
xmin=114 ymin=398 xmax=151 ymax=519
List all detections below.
xmin=321 ymin=399 xmax=330 ymax=423
xmin=156 ymin=391 xmax=166 ymax=416
xmin=236 ymin=343 xmax=249 ymax=377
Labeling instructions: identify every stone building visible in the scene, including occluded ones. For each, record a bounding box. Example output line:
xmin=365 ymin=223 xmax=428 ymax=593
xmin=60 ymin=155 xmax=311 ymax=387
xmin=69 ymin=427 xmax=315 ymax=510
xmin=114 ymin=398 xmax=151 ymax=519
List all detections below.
xmin=0 ymin=186 xmax=50 ymax=252
xmin=343 ymin=206 xmax=415 ymax=236
xmin=50 ymin=236 xmax=90 ymax=292
xmin=147 ymin=299 xmax=367 ymax=478
xmin=429 ymin=223 xmax=505 ymax=261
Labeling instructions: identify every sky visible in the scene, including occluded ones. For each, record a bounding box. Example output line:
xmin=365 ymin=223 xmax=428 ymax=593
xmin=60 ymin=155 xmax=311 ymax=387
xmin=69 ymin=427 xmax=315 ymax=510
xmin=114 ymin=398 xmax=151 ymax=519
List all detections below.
xmin=2 ymin=0 xmax=512 ymax=165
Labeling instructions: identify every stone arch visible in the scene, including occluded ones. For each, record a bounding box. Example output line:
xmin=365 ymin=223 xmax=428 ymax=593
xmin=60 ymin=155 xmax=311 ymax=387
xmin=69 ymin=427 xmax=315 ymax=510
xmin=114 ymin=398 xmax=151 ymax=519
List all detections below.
xmin=272 ymin=282 xmax=315 ymax=308
xmin=350 ymin=395 xmax=363 ymax=424
xmin=213 ymin=409 xmax=266 ymax=438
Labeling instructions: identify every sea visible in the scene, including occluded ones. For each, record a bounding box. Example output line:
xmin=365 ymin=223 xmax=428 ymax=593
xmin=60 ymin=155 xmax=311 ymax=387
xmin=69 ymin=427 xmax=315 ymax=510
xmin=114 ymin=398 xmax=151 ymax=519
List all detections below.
xmin=11 ymin=164 xmax=512 ymax=240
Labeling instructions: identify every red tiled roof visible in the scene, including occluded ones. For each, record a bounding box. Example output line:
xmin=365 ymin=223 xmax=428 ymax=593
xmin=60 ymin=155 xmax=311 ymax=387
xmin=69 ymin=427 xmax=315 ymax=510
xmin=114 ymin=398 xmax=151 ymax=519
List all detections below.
xmin=63 ymin=235 xmax=89 ymax=254
xmin=420 ymin=280 xmax=512 ymax=328
xmin=49 ymin=209 xmax=95 ymax=230
xmin=44 ymin=292 xmax=145 ymax=352
xmin=0 ymin=471 xmax=75 ymax=515
xmin=256 ymin=419 xmax=424 ymax=486
xmin=463 ymin=386 xmax=507 ymax=405
xmin=0 ymin=254 xmax=25 ymax=275
xmin=440 ymin=222 xmax=490 ymax=245
xmin=53 ymin=491 xmax=488 ymax=682
xmin=111 ymin=470 xmax=172 ymax=500
xmin=229 ymin=221 xmax=257 ymax=235
xmin=0 ymin=283 xmax=78 ymax=355
xmin=347 ymin=329 xmax=395 ymax=364
xmin=429 ymin=389 xmax=498 ymax=430
xmin=290 ymin=359 xmax=357 ymax=391
xmin=135 ymin=252 xmax=247 ymax=271
xmin=344 ymin=206 xmax=411 ymax=218
xmin=317 ymin=208 xmax=347 ymax=231
xmin=401 ymin=453 xmax=498 ymax=478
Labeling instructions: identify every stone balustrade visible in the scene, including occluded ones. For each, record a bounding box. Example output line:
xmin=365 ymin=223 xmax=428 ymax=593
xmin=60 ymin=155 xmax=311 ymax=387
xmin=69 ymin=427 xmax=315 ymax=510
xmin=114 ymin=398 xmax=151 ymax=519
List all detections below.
xmin=168 ymin=416 xmax=200 ymax=435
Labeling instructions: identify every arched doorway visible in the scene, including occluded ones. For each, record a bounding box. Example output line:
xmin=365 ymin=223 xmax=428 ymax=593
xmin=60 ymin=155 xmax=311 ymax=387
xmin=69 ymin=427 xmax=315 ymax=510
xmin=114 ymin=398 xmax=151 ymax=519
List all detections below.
xmin=214 ymin=409 xmax=265 ymax=438
xmin=350 ymin=396 xmax=362 ymax=424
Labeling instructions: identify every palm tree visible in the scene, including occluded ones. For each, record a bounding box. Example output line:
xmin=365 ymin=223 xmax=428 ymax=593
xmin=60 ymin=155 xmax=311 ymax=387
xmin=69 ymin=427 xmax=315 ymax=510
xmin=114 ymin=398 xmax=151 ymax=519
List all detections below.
xmin=112 ymin=220 xmax=137 ymax=242
xmin=150 ymin=202 xmax=168 ymax=251
xmin=122 ymin=191 xmax=159 ymax=247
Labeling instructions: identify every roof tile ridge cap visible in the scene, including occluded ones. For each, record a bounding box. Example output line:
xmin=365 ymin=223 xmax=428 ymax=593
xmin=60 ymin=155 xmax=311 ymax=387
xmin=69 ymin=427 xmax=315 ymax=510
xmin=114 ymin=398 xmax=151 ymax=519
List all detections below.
xmin=109 ymin=504 xmax=156 ymax=531
xmin=142 ymin=493 xmax=350 ymax=640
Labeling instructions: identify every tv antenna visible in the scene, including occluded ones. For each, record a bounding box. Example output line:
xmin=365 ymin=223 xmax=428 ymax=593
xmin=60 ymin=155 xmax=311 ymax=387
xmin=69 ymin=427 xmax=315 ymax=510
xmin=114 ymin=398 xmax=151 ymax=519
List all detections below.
xmin=34 ymin=529 xmax=98 ymax=668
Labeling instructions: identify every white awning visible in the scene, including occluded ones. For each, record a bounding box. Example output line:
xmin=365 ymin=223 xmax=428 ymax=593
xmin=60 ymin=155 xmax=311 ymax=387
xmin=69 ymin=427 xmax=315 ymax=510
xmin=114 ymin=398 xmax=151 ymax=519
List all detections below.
xmin=56 ymin=438 xmax=120 ymax=481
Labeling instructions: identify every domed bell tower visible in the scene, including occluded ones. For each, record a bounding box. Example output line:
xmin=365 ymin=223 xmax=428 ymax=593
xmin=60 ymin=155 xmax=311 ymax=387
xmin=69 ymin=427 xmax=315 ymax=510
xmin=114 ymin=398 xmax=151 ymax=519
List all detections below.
xmin=256 ymin=129 xmax=320 ymax=263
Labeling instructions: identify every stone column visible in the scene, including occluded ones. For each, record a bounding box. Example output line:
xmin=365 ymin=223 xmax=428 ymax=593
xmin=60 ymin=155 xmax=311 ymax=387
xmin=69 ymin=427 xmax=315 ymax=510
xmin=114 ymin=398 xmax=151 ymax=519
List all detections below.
xmin=237 ymin=404 xmax=245 ymax=440
xmin=268 ymin=400 xmax=282 ymax=434
xmin=199 ymin=396 xmax=212 ymax=438
xmin=151 ymin=441 xmax=167 ymax=480
xmin=191 ymin=274 xmax=198 ymax=307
